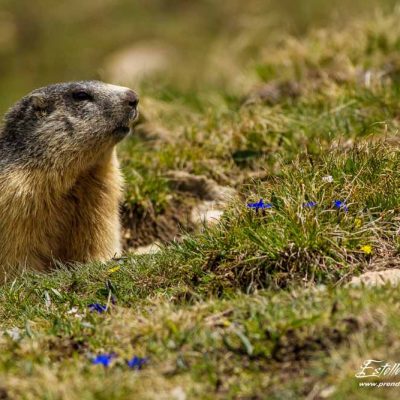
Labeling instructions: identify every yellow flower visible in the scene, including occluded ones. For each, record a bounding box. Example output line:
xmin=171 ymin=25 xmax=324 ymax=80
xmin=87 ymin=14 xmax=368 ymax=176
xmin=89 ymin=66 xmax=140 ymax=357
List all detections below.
xmin=354 ymin=218 xmax=362 ymax=228
xmin=360 ymin=245 xmax=372 ymax=255
xmin=107 ymin=266 xmax=120 ymax=273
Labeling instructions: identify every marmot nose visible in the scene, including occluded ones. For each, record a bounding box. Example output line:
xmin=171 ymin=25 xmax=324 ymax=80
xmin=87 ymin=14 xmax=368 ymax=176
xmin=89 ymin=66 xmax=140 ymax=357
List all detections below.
xmin=123 ymin=90 xmax=139 ymax=109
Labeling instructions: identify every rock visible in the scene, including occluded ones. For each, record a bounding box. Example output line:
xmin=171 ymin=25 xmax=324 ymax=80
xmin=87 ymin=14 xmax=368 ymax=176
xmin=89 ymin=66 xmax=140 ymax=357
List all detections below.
xmin=170 ymin=387 xmax=186 ymax=400
xmin=191 ymin=201 xmax=224 ymax=225
xmin=5 ymin=327 xmax=21 ymax=341
xmin=348 ymin=269 xmax=400 ymax=287
xmin=103 ymin=42 xmax=173 ymax=84
xmin=319 ymin=385 xmax=336 ymax=398
xmin=165 ymin=171 xmax=235 ymax=226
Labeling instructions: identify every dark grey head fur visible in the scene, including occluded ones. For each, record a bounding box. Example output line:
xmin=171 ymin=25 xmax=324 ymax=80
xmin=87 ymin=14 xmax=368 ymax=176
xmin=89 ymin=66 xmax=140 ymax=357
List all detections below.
xmin=0 ymin=81 xmax=139 ymax=170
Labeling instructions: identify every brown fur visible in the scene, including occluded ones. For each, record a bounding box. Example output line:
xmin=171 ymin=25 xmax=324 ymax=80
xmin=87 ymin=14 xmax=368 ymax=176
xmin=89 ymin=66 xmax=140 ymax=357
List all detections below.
xmin=0 ymin=149 xmax=123 ymax=280
xmin=0 ymin=81 xmax=138 ymax=280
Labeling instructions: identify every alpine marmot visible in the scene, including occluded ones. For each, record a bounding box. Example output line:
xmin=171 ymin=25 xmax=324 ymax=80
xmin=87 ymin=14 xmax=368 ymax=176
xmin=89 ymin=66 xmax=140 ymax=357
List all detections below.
xmin=0 ymin=80 xmax=139 ymax=280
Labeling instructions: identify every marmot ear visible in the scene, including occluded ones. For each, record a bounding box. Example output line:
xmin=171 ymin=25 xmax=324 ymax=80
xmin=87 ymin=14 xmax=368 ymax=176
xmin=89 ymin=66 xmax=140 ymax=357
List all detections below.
xmin=30 ymin=93 xmax=48 ymax=111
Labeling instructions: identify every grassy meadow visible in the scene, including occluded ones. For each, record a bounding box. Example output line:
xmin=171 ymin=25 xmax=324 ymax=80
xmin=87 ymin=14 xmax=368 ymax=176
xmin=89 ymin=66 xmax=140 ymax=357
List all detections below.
xmin=2 ymin=0 xmax=400 ymax=398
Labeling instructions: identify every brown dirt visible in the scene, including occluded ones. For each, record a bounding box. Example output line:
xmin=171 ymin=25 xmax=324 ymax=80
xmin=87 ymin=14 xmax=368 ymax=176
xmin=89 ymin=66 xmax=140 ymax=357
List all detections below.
xmin=269 ymin=317 xmax=360 ymax=362
xmin=121 ymin=172 xmax=236 ymax=251
xmin=47 ymin=336 xmax=89 ymax=361
xmin=0 ymin=388 xmax=9 ymax=400
xmin=121 ymin=197 xmax=196 ymax=249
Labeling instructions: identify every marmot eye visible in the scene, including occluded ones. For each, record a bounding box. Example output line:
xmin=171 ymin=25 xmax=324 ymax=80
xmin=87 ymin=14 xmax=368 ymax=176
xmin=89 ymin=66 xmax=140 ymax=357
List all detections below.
xmin=72 ymin=91 xmax=93 ymax=101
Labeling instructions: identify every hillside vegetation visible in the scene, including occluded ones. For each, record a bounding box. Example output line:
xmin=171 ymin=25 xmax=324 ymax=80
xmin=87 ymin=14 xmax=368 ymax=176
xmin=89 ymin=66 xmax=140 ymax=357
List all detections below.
xmin=1 ymin=1 xmax=400 ymax=399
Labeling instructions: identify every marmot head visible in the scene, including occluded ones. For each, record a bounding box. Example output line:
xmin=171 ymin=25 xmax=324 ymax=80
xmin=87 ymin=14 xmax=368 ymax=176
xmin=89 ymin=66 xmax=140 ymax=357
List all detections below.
xmin=0 ymin=81 xmax=139 ymax=169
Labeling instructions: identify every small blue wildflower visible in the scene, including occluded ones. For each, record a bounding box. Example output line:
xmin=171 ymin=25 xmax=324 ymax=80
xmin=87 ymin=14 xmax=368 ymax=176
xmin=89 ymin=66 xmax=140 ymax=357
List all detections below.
xmin=127 ymin=356 xmax=148 ymax=370
xmin=92 ymin=353 xmax=115 ymax=367
xmin=333 ymin=200 xmax=349 ymax=212
xmin=247 ymin=199 xmax=273 ymax=210
xmin=303 ymin=201 xmax=317 ymax=208
xmin=88 ymin=303 xmax=107 ymax=313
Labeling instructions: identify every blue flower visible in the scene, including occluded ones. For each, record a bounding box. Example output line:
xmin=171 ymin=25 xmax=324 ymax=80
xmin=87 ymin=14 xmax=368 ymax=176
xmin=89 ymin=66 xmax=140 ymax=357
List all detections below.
xmin=127 ymin=356 xmax=148 ymax=370
xmin=88 ymin=303 xmax=107 ymax=313
xmin=303 ymin=201 xmax=317 ymax=208
xmin=92 ymin=353 xmax=115 ymax=367
xmin=333 ymin=200 xmax=348 ymax=212
xmin=247 ymin=199 xmax=273 ymax=210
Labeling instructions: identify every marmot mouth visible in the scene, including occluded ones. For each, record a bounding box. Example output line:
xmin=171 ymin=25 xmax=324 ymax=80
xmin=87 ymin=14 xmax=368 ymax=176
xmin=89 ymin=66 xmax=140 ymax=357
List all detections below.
xmin=112 ymin=111 xmax=138 ymax=137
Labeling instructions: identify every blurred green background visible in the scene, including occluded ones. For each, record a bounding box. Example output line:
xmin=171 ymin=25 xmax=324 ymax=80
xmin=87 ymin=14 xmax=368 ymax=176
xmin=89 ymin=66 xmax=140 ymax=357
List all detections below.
xmin=0 ymin=0 xmax=398 ymax=115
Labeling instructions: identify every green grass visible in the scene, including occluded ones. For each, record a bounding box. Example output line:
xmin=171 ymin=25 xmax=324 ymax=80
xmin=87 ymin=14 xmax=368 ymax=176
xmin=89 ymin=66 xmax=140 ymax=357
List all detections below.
xmin=3 ymin=1 xmax=400 ymax=399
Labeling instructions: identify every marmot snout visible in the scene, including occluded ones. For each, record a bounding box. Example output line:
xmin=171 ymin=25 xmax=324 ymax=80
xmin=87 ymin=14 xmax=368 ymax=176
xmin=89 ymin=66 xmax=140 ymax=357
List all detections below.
xmin=0 ymin=80 xmax=139 ymax=280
